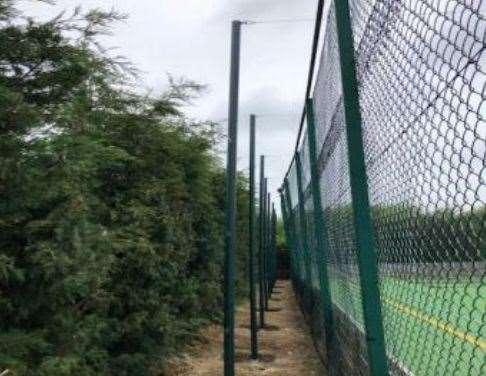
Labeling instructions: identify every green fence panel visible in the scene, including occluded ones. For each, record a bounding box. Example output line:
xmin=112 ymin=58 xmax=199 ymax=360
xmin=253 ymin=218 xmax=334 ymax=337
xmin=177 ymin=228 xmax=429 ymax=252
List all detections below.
xmin=296 ymin=152 xmax=316 ymax=313
xmin=280 ymin=0 xmax=486 ymax=375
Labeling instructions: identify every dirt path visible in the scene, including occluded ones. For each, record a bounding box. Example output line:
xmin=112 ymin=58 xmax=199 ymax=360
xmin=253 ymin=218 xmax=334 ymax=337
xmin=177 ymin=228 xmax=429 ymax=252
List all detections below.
xmin=167 ymin=280 xmax=326 ymax=375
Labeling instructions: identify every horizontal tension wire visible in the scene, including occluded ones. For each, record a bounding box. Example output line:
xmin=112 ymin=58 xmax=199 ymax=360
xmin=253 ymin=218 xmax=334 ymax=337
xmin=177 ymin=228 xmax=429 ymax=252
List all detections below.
xmin=243 ymin=18 xmax=314 ymax=25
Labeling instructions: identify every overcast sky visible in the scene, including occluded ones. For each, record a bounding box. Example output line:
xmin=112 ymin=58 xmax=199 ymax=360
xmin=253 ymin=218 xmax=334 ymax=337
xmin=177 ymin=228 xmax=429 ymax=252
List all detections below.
xmin=20 ymin=0 xmax=317 ymax=204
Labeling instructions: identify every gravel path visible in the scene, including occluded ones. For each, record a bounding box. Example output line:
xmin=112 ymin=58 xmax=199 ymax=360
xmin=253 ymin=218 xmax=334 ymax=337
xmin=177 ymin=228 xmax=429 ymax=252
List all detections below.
xmin=168 ymin=280 xmax=326 ymax=375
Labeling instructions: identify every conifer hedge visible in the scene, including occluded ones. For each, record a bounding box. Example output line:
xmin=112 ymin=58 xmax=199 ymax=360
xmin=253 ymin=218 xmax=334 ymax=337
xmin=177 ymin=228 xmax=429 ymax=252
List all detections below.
xmin=0 ymin=2 xmax=248 ymax=374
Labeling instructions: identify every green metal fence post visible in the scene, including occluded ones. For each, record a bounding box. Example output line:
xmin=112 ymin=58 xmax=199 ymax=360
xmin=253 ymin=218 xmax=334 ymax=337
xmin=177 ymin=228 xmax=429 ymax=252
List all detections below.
xmin=280 ymin=188 xmax=295 ymax=283
xmin=258 ymin=156 xmax=265 ymax=328
xmin=223 ymin=19 xmax=242 ymax=376
xmin=305 ymin=99 xmax=337 ymax=372
xmin=263 ymin=180 xmax=269 ymax=311
xmin=279 ymin=192 xmax=287 ymax=270
xmin=333 ymin=1 xmax=389 ymax=374
xmin=248 ymin=114 xmax=258 ymax=359
xmin=271 ymin=204 xmax=277 ymax=289
xmin=266 ymin=192 xmax=271 ymax=301
xmin=283 ymin=178 xmax=300 ymax=289
xmin=295 ymin=152 xmax=314 ymax=310
xmin=270 ymin=205 xmax=274 ymax=290
xmin=263 ymin=186 xmax=267 ymax=307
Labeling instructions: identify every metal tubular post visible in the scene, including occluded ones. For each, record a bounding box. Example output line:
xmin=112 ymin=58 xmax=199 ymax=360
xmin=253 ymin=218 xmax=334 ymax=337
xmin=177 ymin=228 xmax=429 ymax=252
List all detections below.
xmin=248 ymin=115 xmax=258 ymax=359
xmin=263 ymin=179 xmax=269 ymax=311
xmin=270 ymin=201 xmax=273 ymax=289
xmin=305 ymin=99 xmax=337 ymax=372
xmin=279 ymin=192 xmax=287 ymax=268
xmin=258 ymin=155 xmax=265 ymax=328
xmin=224 ymin=20 xmax=242 ymax=376
xmin=279 ymin=189 xmax=294 ymax=283
xmin=271 ymin=205 xmax=277 ymax=289
xmin=333 ymin=1 xmax=389 ymax=374
xmin=284 ymin=178 xmax=300 ymax=290
xmin=263 ymin=187 xmax=268 ymax=304
xmin=295 ymin=152 xmax=314 ymax=310
xmin=272 ymin=214 xmax=275 ymax=287
xmin=266 ymin=191 xmax=271 ymax=303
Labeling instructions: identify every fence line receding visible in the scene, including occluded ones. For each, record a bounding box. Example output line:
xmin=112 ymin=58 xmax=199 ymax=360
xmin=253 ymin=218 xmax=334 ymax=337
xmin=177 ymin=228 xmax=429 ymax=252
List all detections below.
xmin=280 ymin=1 xmax=486 ymax=375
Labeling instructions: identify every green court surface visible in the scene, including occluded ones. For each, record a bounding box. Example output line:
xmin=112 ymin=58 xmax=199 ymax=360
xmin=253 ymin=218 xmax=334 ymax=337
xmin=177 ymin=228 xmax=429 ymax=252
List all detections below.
xmin=328 ymin=273 xmax=485 ymax=375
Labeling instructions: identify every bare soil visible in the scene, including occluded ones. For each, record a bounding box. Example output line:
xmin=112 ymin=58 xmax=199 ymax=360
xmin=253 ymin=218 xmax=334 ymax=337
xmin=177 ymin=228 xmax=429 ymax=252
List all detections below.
xmin=166 ymin=280 xmax=326 ymax=375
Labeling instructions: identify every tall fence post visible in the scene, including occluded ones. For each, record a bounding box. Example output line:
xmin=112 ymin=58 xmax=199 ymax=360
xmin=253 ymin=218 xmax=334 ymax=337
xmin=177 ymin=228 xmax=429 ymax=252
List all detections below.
xmin=283 ymin=178 xmax=300 ymax=290
xmin=266 ymin=192 xmax=271 ymax=302
xmin=305 ymin=99 xmax=337 ymax=372
xmin=279 ymin=192 xmax=288 ymax=276
xmin=223 ymin=19 xmax=242 ymax=376
xmin=263 ymin=179 xmax=269 ymax=311
xmin=295 ymin=152 xmax=314 ymax=311
xmin=333 ymin=1 xmax=389 ymax=374
xmin=271 ymin=204 xmax=277 ymax=289
xmin=280 ymin=187 xmax=295 ymax=283
xmin=248 ymin=114 xmax=258 ymax=359
xmin=258 ymin=156 xmax=265 ymax=328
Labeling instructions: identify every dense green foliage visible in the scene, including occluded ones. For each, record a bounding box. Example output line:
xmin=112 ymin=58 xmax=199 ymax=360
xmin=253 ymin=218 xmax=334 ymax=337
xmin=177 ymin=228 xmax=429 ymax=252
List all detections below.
xmin=0 ymin=2 xmax=248 ymax=374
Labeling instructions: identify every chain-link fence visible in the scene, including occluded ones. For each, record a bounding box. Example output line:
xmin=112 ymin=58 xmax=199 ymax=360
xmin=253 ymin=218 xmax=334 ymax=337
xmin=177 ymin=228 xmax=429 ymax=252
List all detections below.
xmin=280 ymin=1 xmax=485 ymax=375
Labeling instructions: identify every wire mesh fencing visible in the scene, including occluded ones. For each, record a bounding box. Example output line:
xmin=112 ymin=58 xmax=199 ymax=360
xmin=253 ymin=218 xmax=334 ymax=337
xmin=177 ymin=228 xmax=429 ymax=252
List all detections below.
xmin=280 ymin=0 xmax=485 ymax=375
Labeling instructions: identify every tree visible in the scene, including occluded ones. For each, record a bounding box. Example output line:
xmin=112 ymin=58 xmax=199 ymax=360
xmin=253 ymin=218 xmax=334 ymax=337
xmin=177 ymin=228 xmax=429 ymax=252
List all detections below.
xmin=0 ymin=2 xmax=249 ymax=374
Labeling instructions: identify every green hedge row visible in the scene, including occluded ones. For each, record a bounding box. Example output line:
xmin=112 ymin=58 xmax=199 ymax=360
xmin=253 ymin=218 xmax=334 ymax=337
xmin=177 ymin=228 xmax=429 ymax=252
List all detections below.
xmin=0 ymin=3 xmax=248 ymax=375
